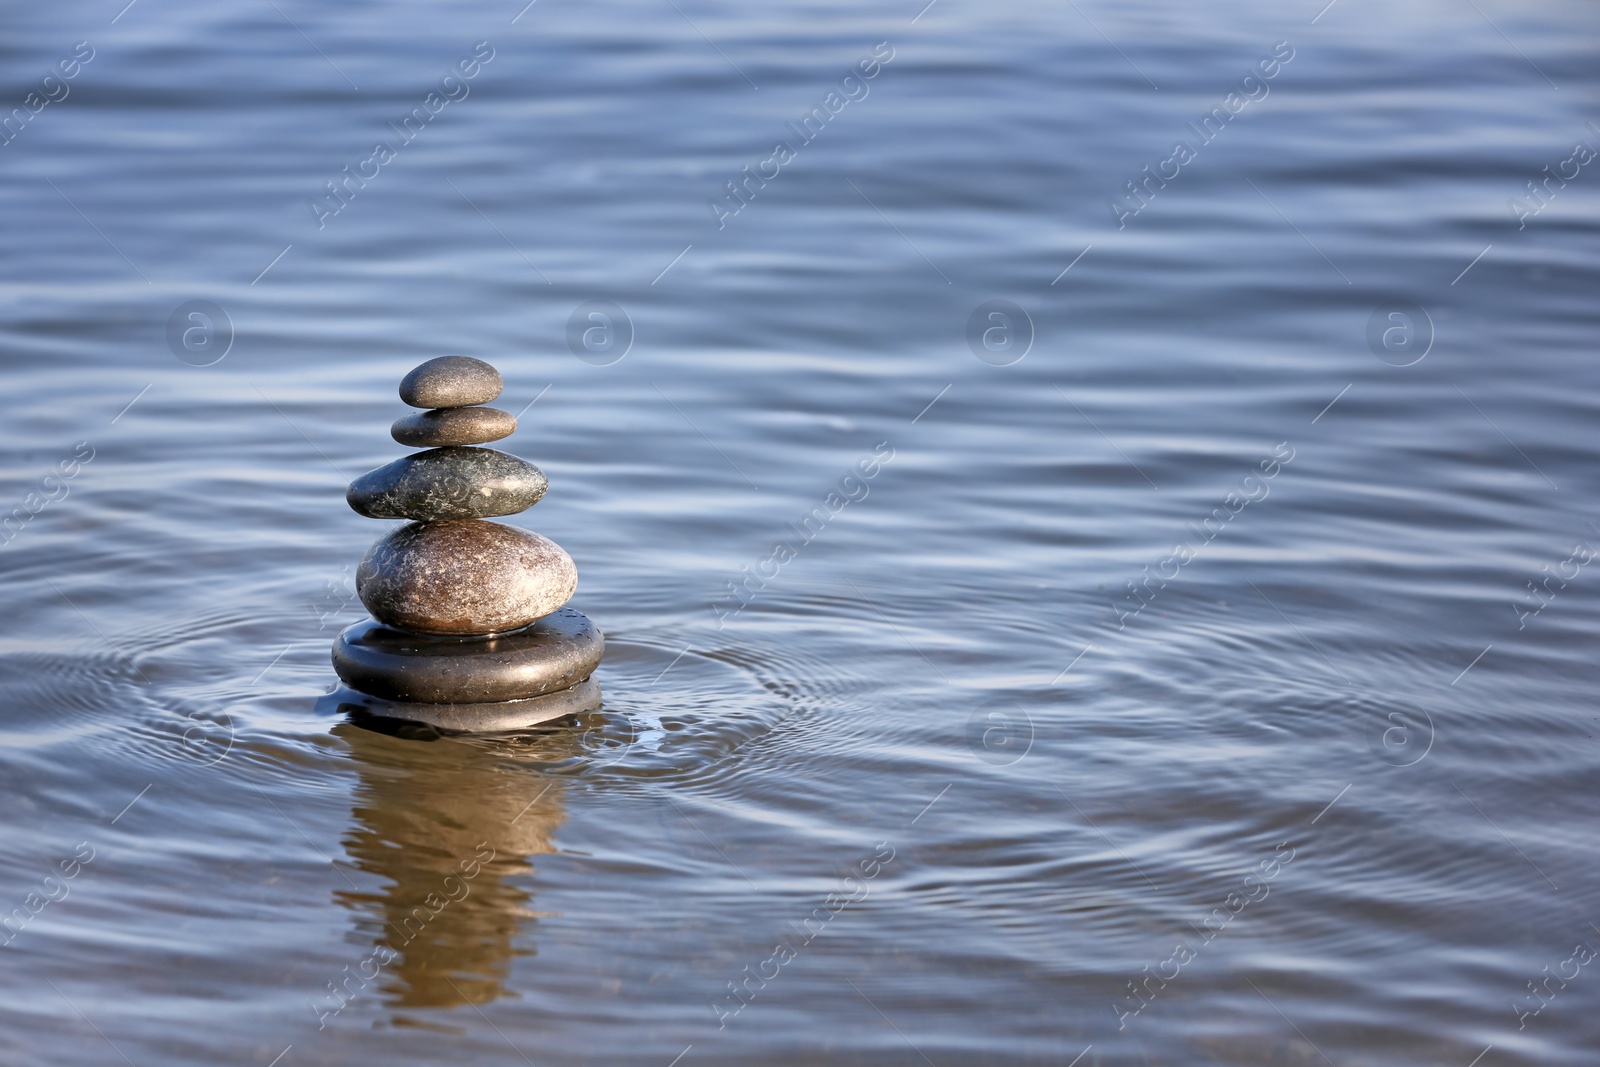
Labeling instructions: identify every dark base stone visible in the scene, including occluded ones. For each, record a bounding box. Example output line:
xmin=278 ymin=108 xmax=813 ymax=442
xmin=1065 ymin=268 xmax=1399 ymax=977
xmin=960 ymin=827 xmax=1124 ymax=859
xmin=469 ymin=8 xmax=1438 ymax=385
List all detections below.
xmin=332 ymin=607 xmax=603 ymax=704
xmin=325 ymin=677 xmax=601 ymax=734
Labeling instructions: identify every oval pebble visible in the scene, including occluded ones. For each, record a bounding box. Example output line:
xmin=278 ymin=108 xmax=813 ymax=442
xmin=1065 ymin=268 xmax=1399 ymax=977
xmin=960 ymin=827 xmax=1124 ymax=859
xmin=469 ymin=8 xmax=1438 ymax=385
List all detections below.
xmin=399 ymin=356 xmax=503 ymax=409
xmin=391 ymin=406 xmax=516 ymax=448
xmin=332 ymin=607 xmax=603 ymax=703
xmin=347 ymin=447 xmax=546 ymax=521
xmin=356 ymin=519 xmax=577 ymax=635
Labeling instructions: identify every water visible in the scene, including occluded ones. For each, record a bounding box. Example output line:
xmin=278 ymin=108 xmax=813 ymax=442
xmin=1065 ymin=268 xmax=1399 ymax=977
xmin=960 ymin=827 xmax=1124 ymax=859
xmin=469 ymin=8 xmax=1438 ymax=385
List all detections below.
xmin=1 ymin=0 xmax=1597 ymax=1063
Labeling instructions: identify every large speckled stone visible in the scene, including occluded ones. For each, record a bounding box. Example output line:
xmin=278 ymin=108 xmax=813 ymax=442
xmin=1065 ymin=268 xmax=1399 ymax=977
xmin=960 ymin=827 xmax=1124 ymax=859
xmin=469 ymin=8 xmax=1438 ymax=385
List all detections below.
xmin=332 ymin=607 xmax=603 ymax=703
xmin=347 ymin=447 xmax=546 ymax=521
xmin=399 ymin=356 xmax=503 ymax=409
xmin=391 ymin=406 xmax=516 ymax=448
xmin=356 ymin=520 xmax=577 ymax=635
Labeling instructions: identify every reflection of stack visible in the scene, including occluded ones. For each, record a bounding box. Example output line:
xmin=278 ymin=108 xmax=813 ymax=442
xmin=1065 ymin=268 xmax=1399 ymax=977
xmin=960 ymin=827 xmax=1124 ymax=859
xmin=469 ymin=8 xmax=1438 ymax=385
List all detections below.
xmin=332 ymin=723 xmax=566 ymax=1011
xmin=332 ymin=357 xmax=603 ymax=731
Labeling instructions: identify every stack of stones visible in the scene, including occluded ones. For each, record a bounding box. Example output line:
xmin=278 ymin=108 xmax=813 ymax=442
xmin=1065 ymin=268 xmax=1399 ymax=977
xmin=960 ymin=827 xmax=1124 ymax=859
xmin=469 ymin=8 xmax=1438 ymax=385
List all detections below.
xmin=331 ymin=357 xmax=603 ymax=731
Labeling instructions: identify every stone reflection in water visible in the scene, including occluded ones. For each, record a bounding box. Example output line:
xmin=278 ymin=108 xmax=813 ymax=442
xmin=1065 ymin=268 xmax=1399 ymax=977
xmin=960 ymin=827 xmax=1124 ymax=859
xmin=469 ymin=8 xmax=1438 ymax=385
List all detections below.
xmin=329 ymin=719 xmax=571 ymax=1016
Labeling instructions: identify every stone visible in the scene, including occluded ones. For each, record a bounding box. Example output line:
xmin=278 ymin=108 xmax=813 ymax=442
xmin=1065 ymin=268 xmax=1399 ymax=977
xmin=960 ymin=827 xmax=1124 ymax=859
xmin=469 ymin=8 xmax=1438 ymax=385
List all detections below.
xmin=326 ymin=677 xmax=602 ymax=733
xmin=347 ymin=447 xmax=547 ymax=521
xmin=399 ymin=356 xmax=503 ymax=409
xmin=356 ymin=520 xmax=577 ymax=635
xmin=332 ymin=608 xmax=604 ymax=704
xmin=391 ymin=406 xmax=516 ymax=448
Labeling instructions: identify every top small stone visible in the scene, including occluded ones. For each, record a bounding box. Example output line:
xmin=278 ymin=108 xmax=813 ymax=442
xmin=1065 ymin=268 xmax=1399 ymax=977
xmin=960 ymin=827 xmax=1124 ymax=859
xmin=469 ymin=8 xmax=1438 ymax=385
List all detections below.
xmin=399 ymin=356 xmax=503 ymax=409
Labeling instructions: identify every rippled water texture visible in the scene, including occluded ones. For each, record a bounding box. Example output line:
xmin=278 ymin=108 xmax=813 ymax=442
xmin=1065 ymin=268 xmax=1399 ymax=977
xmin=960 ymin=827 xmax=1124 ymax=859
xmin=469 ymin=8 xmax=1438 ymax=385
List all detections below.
xmin=2 ymin=1 xmax=1598 ymax=1064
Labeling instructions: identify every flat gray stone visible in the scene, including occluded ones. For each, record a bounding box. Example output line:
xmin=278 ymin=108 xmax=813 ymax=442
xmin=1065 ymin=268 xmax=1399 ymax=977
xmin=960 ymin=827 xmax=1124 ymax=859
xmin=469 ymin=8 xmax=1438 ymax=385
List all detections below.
xmin=347 ymin=447 xmax=547 ymax=521
xmin=399 ymin=356 xmax=503 ymax=409
xmin=327 ymin=677 xmax=602 ymax=733
xmin=356 ymin=519 xmax=577 ymax=635
xmin=332 ymin=607 xmax=603 ymax=703
xmin=391 ymin=406 xmax=516 ymax=448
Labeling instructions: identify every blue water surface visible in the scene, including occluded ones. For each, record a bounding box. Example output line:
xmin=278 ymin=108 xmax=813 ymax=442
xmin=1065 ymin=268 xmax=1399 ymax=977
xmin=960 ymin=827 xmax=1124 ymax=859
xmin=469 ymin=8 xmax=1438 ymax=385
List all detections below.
xmin=1 ymin=1 xmax=1597 ymax=1064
